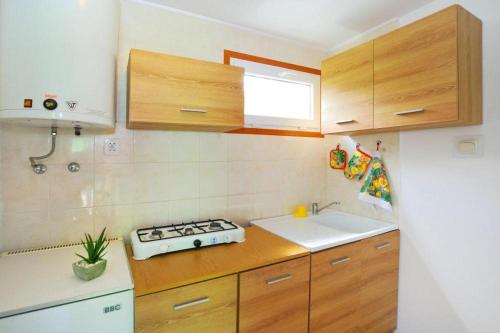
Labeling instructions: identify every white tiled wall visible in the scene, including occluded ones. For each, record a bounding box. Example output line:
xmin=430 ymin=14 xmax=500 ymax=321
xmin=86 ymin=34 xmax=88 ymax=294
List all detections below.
xmin=0 ymin=0 xmax=330 ymax=251
xmin=324 ymin=133 xmax=400 ymax=223
xmin=0 ymin=128 xmax=3 ymax=249
xmin=0 ymin=124 xmax=325 ymax=251
xmin=0 ymin=1 xmax=402 ymax=252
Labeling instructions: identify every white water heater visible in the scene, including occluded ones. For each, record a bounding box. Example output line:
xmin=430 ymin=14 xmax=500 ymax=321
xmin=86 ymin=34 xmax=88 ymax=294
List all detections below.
xmin=0 ymin=0 xmax=119 ymax=129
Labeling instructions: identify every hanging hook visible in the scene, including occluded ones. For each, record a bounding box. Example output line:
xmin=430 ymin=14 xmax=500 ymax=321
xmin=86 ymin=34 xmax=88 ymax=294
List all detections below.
xmin=376 ymin=140 xmax=382 ymax=151
xmin=356 ymin=143 xmax=361 ymax=149
xmin=336 ymin=143 xmax=340 ymax=150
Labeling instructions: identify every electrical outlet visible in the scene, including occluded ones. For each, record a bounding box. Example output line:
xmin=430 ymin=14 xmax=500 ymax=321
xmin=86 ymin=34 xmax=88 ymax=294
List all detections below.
xmin=103 ymin=138 xmax=120 ymax=155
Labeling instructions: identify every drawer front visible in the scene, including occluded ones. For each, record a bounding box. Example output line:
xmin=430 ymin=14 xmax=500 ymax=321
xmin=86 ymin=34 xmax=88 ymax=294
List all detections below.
xmin=128 ymin=49 xmax=244 ymax=131
xmin=321 ymin=41 xmax=374 ymax=133
xmin=360 ymin=231 xmax=400 ymax=333
xmin=374 ymin=6 xmax=458 ymax=129
xmin=310 ymin=241 xmax=363 ymax=333
xmin=239 ymin=256 xmax=310 ymax=333
xmin=135 ymin=274 xmax=237 ymax=333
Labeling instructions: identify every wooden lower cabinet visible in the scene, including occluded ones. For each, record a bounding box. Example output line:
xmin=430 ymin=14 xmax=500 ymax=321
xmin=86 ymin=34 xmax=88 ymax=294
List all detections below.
xmin=310 ymin=241 xmax=364 ymax=333
xmin=135 ymin=274 xmax=237 ymax=333
xmin=359 ymin=231 xmax=400 ymax=333
xmin=239 ymin=256 xmax=310 ymax=333
xmin=134 ymin=233 xmax=399 ymax=333
xmin=310 ymin=230 xmax=400 ymax=333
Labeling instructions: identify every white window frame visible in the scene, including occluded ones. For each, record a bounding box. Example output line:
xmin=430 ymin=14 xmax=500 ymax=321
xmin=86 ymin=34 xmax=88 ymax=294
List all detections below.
xmin=229 ymin=56 xmax=321 ymax=133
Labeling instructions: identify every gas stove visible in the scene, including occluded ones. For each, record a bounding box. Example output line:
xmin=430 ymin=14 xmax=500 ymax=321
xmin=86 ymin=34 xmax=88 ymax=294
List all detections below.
xmin=130 ymin=219 xmax=245 ymax=260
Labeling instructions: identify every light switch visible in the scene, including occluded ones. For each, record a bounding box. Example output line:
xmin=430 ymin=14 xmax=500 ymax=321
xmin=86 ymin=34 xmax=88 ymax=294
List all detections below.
xmin=458 ymin=140 xmax=477 ymax=155
xmin=454 ymin=136 xmax=482 ymax=158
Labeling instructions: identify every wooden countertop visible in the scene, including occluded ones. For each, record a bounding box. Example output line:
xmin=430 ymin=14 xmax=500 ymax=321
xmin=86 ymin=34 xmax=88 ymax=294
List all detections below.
xmin=127 ymin=226 xmax=309 ymax=297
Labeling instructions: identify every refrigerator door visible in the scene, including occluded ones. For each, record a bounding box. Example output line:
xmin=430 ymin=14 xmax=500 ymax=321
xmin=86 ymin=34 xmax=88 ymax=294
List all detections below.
xmin=0 ymin=290 xmax=133 ymax=333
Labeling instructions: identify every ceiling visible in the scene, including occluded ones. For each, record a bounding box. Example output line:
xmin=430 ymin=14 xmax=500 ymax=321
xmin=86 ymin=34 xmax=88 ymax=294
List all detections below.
xmin=143 ymin=0 xmax=434 ymax=50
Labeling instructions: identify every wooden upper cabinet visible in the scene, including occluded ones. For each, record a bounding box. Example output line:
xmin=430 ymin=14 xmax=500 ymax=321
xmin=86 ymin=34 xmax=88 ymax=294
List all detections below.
xmin=359 ymin=231 xmax=400 ymax=333
xmin=135 ymin=274 xmax=237 ymax=333
xmin=239 ymin=256 xmax=310 ymax=333
xmin=321 ymin=41 xmax=374 ymax=134
xmin=127 ymin=49 xmax=244 ymax=131
xmin=374 ymin=5 xmax=482 ymax=129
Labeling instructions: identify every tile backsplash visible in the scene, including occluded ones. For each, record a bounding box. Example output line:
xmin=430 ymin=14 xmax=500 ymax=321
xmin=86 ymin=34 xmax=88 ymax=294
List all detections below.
xmin=324 ymin=133 xmax=400 ymax=223
xmin=0 ymin=124 xmax=326 ymax=251
xmin=0 ymin=1 xmax=401 ymax=252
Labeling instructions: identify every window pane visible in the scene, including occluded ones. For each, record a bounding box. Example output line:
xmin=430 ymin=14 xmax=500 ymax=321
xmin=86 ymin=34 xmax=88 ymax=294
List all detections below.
xmin=244 ymin=74 xmax=313 ymax=120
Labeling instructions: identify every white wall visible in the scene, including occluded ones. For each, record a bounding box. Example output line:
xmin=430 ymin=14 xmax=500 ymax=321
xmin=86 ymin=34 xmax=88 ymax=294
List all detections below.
xmin=0 ymin=126 xmax=2 ymax=247
xmin=0 ymin=0 xmax=327 ymax=251
xmin=394 ymin=1 xmax=500 ymax=332
xmin=117 ymin=0 xmax=326 ymax=123
xmin=1 ymin=1 xmax=497 ymax=331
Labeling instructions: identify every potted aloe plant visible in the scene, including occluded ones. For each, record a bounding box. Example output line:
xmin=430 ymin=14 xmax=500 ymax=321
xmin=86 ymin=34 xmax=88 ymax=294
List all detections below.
xmin=73 ymin=228 xmax=110 ymax=281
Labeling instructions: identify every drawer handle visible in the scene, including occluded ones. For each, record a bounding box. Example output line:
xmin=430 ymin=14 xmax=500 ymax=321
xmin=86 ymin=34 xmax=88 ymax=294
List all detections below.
xmin=331 ymin=256 xmax=351 ymax=266
xmin=335 ymin=119 xmax=355 ymax=124
xmin=394 ymin=108 xmax=424 ymax=116
xmin=375 ymin=242 xmax=391 ymax=250
xmin=266 ymin=274 xmax=292 ymax=285
xmin=180 ymin=108 xmax=208 ymax=113
xmin=173 ymin=297 xmax=210 ymax=311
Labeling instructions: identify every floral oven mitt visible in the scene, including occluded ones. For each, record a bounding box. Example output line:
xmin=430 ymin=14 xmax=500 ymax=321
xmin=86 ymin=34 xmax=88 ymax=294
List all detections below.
xmin=330 ymin=145 xmax=347 ymax=170
xmin=344 ymin=147 xmax=372 ymax=180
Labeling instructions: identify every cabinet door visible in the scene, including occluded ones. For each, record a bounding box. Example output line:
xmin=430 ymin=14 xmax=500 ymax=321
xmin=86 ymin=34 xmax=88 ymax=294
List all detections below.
xmin=310 ymin=241 xmax=363 ymax=333
xmin=321 ymin=41 xmax=374 ymax=134
xmin=128 ymin=49 xmax=244 ymax=131
xmin=135 ymin=274 xmax=237 ymax=333
xmin=239 ymin=256 xmax=310 ymax=333
xmin=360 ymin=231 xmax=400 ymax=333
xmin=374 ymin=6 xmax=458 ymax=129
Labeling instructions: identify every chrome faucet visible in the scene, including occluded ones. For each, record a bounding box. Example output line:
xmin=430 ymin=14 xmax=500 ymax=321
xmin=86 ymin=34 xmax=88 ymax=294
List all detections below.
xmin=311 ymin=201 xmax=341 ymax=215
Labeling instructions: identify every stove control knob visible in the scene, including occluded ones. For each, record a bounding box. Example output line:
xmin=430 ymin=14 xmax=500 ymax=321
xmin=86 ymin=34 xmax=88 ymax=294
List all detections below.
xmin=160 ymin=244 xmax=169 ymax=253
xmin=193 ymin=239 xmax=202 ymax=248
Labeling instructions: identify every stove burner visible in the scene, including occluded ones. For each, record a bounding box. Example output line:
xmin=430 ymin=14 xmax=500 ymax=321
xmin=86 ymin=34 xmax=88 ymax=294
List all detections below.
xmin=149 ymin=228 xmax=163 ymax=240
xmin=151 ymin=229 xmax=163 ymax=237
xmin=184 ymin=227 xmax=194 ymax=236
xmin=209 ymin=221 xmax=222 ymax=230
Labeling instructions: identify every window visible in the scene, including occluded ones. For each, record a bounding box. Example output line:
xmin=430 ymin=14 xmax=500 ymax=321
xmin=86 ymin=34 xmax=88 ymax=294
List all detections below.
xmin=225 ymin=50 xmax=322 ymax=136
xmin=244 ymin=75 xmax=313 ymax=120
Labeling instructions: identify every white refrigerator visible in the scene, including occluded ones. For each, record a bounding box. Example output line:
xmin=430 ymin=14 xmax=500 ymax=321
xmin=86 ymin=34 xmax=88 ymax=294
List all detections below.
xmin=0 ymin=239 xmax=134 ymax=333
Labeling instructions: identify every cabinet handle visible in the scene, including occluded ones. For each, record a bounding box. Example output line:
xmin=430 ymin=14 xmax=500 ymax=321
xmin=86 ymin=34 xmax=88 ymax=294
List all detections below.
xmin=180 ymin=108 xmax=208 ymax=113
xmin=375 ymin=242 xmax=391 ymax=250
xmin=394 ymin=108 xmax=424 ymax=116
xmin=266 ymin=273 xmax=292 ymax=285
xmin=335 ymin=119 xmax=355 ymax=124
xmin=330 ymin=256 xmax=351 ymax=266
xmin=173 ymin=297 xmax=210 ymax=310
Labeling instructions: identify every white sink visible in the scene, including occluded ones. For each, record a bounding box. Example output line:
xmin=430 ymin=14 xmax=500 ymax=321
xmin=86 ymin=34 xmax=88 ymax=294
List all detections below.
xmin=308 ymin=212 xmax=392 ymax=234
xmin=251 ymin=210 xmax=398 ymax=252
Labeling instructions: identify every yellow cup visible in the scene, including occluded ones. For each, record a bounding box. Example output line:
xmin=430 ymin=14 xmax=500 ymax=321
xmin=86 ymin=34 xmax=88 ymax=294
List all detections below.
xmin=293 ymin=205 xmax=308 ymax=218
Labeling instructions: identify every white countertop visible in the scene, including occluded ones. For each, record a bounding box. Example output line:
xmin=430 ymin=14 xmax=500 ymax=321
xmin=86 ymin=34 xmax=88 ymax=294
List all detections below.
xmin=252 ymin=210 xmax=398 ymax=252
xmin=0 ymin=239 xmax=134 ymax=318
